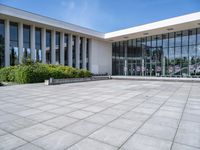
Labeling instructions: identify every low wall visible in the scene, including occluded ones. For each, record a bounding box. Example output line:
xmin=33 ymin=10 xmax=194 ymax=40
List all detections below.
xmin=45 ymin=76 xmax=111 ymax=85
xmin=111 ymin=76 xmax=200 ymax=83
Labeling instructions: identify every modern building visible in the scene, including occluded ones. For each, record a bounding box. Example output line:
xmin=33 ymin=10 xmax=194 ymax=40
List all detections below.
xmin=0 ymin=4 xmax=200 ymax=77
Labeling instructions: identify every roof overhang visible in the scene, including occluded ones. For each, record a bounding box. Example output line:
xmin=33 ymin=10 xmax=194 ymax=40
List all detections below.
xmin=104 ymin=12 xmax=200 ymax=42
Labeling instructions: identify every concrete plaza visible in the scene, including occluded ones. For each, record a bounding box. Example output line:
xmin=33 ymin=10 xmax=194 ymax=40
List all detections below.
xmin=0 ymin=80 xmax=200 ymax=150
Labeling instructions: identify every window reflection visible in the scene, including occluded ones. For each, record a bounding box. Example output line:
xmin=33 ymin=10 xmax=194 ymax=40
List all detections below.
xmin=80 ymin=37 xmax=83 ymax=68
xmin=23 ymin=25 xmax=31 ymax=59
xmin=46 ymin=30 xmax=51 ymax=64
xmin=56 ymin=32 xmax=60 ymax=64
xmin=86 ymin=38 xmax=89 ymax=70
xmin=112 ymin=27 xmax=200 ymax=77
xmin=10 ymin=22 xmax=19 ymax=66
xmin=0 ymin=20 xmax=5 ymax=67
xmin=64 ymin=34 xmax=68 ymax=66
xmin=35 ymin=28 xmax=42 ymax=62
xmin=72 ymin=35 xmax=76 ymax=68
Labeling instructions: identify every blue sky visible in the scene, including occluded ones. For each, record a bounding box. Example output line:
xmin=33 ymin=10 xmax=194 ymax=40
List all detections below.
xmin=0 ymin=0 xmax=200 ymax=32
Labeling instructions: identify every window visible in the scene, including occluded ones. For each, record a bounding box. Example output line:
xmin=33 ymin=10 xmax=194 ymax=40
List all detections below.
xmin=182 ymin=46 xmax=189 ymax=76
xmin=0 ymin=20 xmax=5 ymax=67
xmin=23 ymin=25 xmax=31 ymax=59
xmin=10 ymin=22 xmax=19 ymax=66
xmin=189 ymin=29 xmax=196 ymax=45
xmin=182 ymin=30 xmax=189 ymax=46
xmin=80 ymin=37 xmax=83 ymax=68
xmin=169 ymin=33 xmax=175 ymax=47
xmin=72 ymin=35 xmax=76 ymax=68
xmin=56 ymin=32 xmax=60 ymax=64
xmin=146 ymin=37 xmax=151 ymax=57
xmin=86 ymin=38 xmax=89 ymax=70
xmin=46 ymin=30 xmax=51 ymax=64
xmin=35 ymin=28 xmax=42 ymax=62
xmin=157 ymin=35 xmax=162 ymax=47
xmin=127 ymin=40 xmax=133 ymax=58
xmin=175 ymin=32 xmax=182 ymax=47
xmin=162 ymin=34 xmax=168 ymax=48
xmin=64 ymin=34 xmax=68 ymax=66
xmin=197 ymin=28 xmax=200 ymax=44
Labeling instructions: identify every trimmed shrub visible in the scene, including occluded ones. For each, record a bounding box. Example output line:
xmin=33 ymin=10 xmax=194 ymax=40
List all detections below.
xmin=15 ymin=65 xmax=33 ymax=83
xmin=0 ymin=66 xmax=16 ymax=82
xmin=0 ymin=63 xmax=92 ymax=84
xmin=83 ymin=70 xmax=92 ymax=78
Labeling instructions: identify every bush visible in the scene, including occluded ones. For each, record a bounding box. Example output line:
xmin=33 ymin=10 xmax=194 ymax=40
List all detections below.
xmin=15 ymin=65 xmax=33 ymax=83
xmin=0 ymin=63 xmax=92 ymax=84
xmin=0 ymin=66 xmax=16 ymax=82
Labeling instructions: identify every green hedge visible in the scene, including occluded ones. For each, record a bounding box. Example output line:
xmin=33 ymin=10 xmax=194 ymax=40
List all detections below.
xmin=0 ymin=63 xmax=92 ymax=84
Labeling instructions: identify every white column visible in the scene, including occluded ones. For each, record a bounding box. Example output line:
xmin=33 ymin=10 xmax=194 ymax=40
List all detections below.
xmin=31 ymin=25 xmax=35 ymax=61
xmin=18 ymin=22 xmax=23 ymax=63
xmin=82 ymin=37 xmax=87 ymax=69
xmin=75 ymin=35 xmax=80 ymax=69
xmin=68 ymin=34 xmax=72 ymax=67
xmin=51 ymin=30 xmax=56 ymax=64
xmin=42 ymin=28 xmax=46 ymax=64
xmin=60 ymin=32 xmax=65 ymax=65
xmin=5 ymin=19 xmax=10 ymax=67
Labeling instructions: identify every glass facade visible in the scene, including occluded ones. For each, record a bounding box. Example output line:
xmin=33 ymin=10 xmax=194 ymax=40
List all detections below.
xmin=72 ymin=35 xmax=76 ymax=68
xmin=46 ymin=30 xmax=51 ymax=64
xmin=10 ymin=22 xmax=19 ymax=66
xmin=64 ymin=34 xmax=68 ymax=66
xmin=35 ymin=28 xmax=42 ymax=62
xmin=0 ymin=18 xmax=90 ymax=69
xmin=112 ymin=28 xmax=200 ymax=77
xmin=0 ymin=20 xmax=5 ymax=67
xmin=23 ymin=25 xmax=31 ymax=59
xmin=56 ymin=32 xmax=60 ymax=64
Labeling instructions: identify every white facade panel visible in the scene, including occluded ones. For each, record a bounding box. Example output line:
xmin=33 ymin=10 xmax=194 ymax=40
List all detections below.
xmin=90 ymin=39 xmax=112 ymax=75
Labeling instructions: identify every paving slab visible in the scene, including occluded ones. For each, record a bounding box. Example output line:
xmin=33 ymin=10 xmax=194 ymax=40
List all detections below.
xmin=89 ymin=126 xmax=132 ymax=147
xmin=121 ymin=134 xmax=172 ymax=150
xmin=32 ymin=130 xmax=82 ymax=150
xmin=0 ymin=134 xmax=27 ymax=150
xmin=13 ymin=124 xmax=56 ymax=141
xmin=68 ymin=138 xmax=117 ymax=150
xmin=63 ymin=120 xmax=101 ymax=136
xmin=0 ymin=80 xmax=199 ymax=150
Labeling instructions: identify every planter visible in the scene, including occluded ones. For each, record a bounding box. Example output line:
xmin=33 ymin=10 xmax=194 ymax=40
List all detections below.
xmin=45 ymin=76 xmax=110 ymax=85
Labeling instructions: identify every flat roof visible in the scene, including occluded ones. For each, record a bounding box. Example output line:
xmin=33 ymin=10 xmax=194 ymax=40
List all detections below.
xmin=0 ymin=4 xmax=200 ymax=42
xmin=0 ymin=4 xmax=104 ymax=38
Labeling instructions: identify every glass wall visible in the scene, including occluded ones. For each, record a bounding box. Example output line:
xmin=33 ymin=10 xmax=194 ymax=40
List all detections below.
xmin=0 ymin=20 xmax=5 ymax=67
xmin=35 ymin=28 xmax=42 ymax=62
xmin=56 ymin=32 xmax=60 ymax=64
xmin=46 ymin=30 xmax=51 ymax=64
xmin=64 ymin=34 xmax=68 ymax=66
xmin=23 ymin=25 xmax=31 ymax=59
xmin=112 ymin=27 xmax=200 ymax=77
xmin=10 ymin=22 xmax=19 ymax=66
xmin=72 ymin=35 xmax=76 ymax=68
